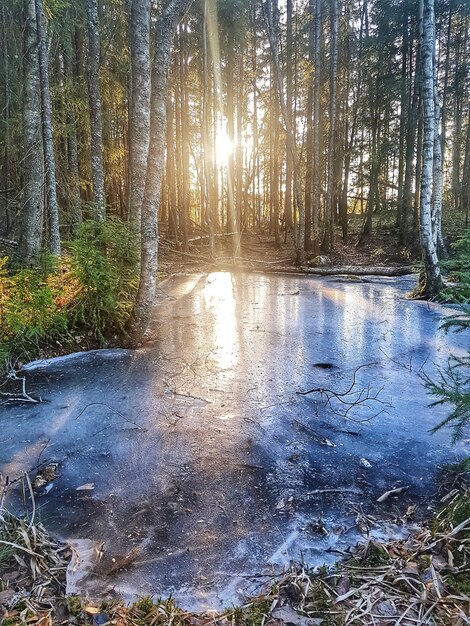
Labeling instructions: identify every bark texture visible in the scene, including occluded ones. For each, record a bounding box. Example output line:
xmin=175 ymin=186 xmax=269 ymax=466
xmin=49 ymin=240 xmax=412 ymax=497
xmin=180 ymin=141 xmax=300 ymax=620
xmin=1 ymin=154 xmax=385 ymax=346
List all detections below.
xmin=128 ymin=0 xmax=192 ymax=342
xmin=85 ymin=0 xmax=106 ymax=220
xmin=18 ymin=0 xmax=43 ymax=264
xmin=419 ymin=0 xmax=442 ymax=298
xmin=35 ymin=0 xmax=60 ymax=255
xmin=129 ymin=0 xmax=151 ymax=226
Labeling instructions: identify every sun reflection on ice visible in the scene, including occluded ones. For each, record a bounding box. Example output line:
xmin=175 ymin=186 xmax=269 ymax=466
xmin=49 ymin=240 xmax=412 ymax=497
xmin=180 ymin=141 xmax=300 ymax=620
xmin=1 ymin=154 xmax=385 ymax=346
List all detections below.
xmin=203 ymin=272 xmax=239 ymax=371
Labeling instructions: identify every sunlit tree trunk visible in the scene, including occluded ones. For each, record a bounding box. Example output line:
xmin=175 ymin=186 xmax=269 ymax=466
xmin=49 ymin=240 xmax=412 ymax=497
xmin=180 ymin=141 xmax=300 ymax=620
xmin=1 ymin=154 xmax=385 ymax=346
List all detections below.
xmin=19 ymin=0 xmax=43 ymax=263
xmin=179 ymin=22 xmax=190 ymax=251
xmin=304 ymin=0 xmax=314 ymax=252
xmin=203 ymin=0 xmax=214 ymax=256
xmin=129 ymin=0 xmax=151 ymax=227
xmin=166 ymin=85 xmax=178 ymax=242
xmin=284 ymin=0 xmax=293 ymax=233
xmin=432 ymin=46 xmax=446 ymax=259
xmin=85 ymin=0 xmax=105 ymax=220
xmin=418 ymin=0 xmax=442 ymax=298
xmin=324 ymin=0 xmax=338 ymax=252
xmin=312 ymin=0 xmax=321 ymax=256
xmin=35 ymin=0 xmax=60 ymax=254
xmin=129 ymin=0 xmax=191 ymax=342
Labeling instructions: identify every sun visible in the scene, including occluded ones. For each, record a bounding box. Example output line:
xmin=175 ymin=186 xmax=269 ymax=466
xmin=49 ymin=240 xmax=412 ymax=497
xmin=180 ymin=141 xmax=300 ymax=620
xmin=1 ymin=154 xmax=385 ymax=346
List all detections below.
xmin=215 ymin=127 xmax=234 ymax=166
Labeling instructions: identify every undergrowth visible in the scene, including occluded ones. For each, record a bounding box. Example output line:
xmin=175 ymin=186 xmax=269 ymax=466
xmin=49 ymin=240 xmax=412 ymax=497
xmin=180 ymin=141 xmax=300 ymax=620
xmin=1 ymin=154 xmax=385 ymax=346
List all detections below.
xmin=424 ymin=228 xmax=470 ymax=442
xmin=0 ymin=219 xmax=138 ymax=374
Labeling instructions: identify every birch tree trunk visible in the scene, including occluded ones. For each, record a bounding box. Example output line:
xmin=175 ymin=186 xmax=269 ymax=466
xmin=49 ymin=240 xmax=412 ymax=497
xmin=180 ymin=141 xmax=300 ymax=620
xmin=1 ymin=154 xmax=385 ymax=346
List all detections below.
xmin=85 ymin=0 xmax=105 ymax=220
xmin=18 ymin=0 xmax=43 ymax=264
xmin=418 ymin=0 xmax=442 ymax=298
xmin=128 ymin=0 xmax=192 ymax=342
xmin=34 ymin=0 xmax=60 ymax=255
xmin=129 ymin=0 xmax=151 ymax=227
xmin=432 ymin=44 xmax=447 ymax=259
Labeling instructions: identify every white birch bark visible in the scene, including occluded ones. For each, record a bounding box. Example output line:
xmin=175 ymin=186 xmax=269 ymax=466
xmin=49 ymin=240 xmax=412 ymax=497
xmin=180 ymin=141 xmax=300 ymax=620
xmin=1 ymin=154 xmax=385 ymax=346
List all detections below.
xmin=419 ymin=0 xmax=442 ymax=297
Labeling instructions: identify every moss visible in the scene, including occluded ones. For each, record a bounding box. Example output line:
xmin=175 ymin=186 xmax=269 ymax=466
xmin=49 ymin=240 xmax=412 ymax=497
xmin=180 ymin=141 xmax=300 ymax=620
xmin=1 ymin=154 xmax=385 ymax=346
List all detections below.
xmin=67 ymin=595 xmax=83 ymax=616
xmin=446 ymin=570 xmax=470 ymax=596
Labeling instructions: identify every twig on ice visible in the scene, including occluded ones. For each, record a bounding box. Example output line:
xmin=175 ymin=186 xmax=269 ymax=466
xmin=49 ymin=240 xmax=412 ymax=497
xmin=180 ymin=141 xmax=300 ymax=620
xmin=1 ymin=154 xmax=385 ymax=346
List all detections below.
xmin=297 ymin=363 xmax=392 ymax=423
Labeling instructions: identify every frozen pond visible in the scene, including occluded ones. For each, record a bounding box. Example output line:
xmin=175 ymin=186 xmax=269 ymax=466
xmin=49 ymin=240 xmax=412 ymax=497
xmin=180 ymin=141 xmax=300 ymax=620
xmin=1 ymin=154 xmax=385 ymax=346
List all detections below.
xmin=1 ymin=272 xmax=468 ymax=609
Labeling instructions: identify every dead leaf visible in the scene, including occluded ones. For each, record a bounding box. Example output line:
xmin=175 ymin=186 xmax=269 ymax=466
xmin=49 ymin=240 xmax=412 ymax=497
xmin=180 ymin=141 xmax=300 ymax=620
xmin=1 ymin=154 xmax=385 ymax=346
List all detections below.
xmin=0 ymin=589 xmax=14 ymax=605
xmin=76 ymin=483 xmax=95 ymax=491
xmin=271 ymin=605 xmax=323 ymax=626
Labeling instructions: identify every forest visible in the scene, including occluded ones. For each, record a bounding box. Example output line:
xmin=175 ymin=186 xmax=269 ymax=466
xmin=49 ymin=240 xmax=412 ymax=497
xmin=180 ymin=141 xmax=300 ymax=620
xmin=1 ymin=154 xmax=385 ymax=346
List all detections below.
xmin=0 ymin=0 xmax=470 ymax=347
xmin=1 ymin=0 xmax=470 ymax=624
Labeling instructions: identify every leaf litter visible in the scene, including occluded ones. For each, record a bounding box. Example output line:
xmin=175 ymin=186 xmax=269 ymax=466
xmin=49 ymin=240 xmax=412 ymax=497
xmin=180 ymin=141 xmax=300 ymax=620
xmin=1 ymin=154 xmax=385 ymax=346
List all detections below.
xmin=0 ymin=472 xmax=469 ymax=625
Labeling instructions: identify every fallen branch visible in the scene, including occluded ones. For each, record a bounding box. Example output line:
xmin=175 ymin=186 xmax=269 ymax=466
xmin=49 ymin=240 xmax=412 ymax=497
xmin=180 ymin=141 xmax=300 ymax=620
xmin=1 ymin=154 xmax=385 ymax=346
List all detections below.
xmin=297 ymin=363 xmax=392 ymax=423
xmin=300 ymin=265 xmax=414 ymax=276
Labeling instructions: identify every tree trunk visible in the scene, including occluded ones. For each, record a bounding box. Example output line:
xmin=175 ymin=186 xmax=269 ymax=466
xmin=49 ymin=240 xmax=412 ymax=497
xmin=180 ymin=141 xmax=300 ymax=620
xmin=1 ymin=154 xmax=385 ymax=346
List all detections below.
xmin=128 ymin=0 xmax=191 ymax=342
xmin=85 ymin=0 xmax=105 ymax=220
xmin=18 ymin=0 xmax=43 ymax=264
xmin=324 ymin=0 xmax=338 ymax=252
xmin=460 ymin=104 xmax=470 ymax=227
xmin=263 ymin=0 xmax=305 ymax=264
xmin=34 ymin=0 xmax=60 ymax=255
xmin=1 ymin=2 xmax=11 ymax=236
xmin=284 ymin=0 xmax=294 ymax=233
xmin=312 ymin=0 xmax=321 ymax=256
xmin=304 ymin=0 xmax=314 ymax=252
xmin=129 ymin=0 xmax=151 ymax=228
xmin=64 ymin=20 xmax=82 ymax=235
xmin=418 ymin=0 xmax=442 ymax=298
xmin=432 ymin=43 xmax=446 ymax=259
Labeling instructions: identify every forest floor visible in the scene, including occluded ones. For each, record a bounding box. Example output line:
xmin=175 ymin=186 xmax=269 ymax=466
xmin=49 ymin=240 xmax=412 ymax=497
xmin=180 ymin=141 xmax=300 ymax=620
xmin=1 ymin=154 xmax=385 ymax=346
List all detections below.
xmin=157 ymin=214 xmax=416 ymax=278
xmin=1 ymin=474 xmax=469 ymax=625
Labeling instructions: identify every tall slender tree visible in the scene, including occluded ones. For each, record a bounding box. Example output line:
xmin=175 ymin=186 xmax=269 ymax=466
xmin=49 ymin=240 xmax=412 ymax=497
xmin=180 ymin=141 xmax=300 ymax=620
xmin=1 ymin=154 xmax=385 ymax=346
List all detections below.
xmin=18 ymin=0 xmax=43 ymax=263
xmin=85 ymin=0 xmax=105 ymax=220
xmin=35 ymin=0 xmax=60 ymax=254
xmin=129 ymin=0 xmax=151 ymax=227
xmin=129 ymin=0 xmax=192 ymax=341
xmin=419 ymin=0 xmax=442 ymax=297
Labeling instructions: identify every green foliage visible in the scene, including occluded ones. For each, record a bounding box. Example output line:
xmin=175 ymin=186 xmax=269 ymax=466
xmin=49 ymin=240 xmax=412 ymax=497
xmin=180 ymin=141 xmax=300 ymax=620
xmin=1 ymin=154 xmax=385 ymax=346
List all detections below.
xmin=425 ymin=232 xmax=470 ymax=442
xmin=68 ymin=219 xmax=139 ymax=343
xmin=0 ymin=256 xmax=68 ymax=367
xmin=442 ymin=229 xmax=470 ymax=304
xmin=426 ymin=354 xmax=470 ymax=443
xmin=0 ymin=219 xmax=139 ymax=373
